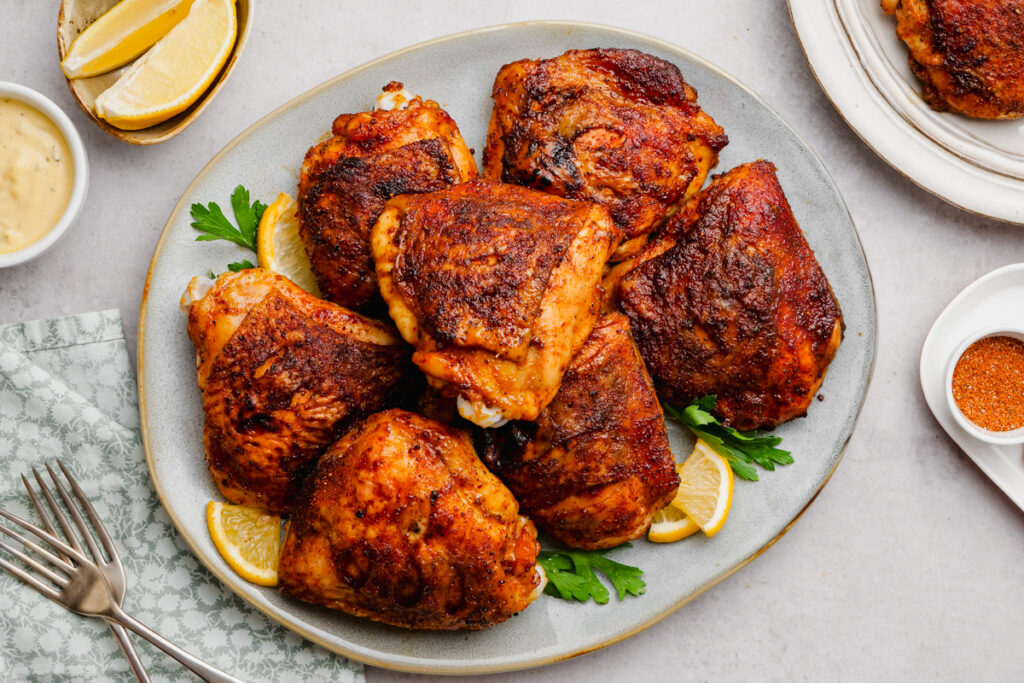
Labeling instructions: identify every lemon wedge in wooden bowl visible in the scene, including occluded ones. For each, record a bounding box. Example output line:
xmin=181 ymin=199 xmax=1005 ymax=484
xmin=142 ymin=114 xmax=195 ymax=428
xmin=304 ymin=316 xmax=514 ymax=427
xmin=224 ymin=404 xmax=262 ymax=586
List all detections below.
xmin=61 ymin=0 xmax=196 ymax=79
xmin=57 ymin=0 xmax=252 ymax=144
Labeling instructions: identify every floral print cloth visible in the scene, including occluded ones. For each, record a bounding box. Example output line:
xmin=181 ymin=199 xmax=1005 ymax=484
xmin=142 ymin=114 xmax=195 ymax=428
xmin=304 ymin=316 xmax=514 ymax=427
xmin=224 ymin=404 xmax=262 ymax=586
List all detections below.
xmin=0 ymin=310 xmax=364 ymax=682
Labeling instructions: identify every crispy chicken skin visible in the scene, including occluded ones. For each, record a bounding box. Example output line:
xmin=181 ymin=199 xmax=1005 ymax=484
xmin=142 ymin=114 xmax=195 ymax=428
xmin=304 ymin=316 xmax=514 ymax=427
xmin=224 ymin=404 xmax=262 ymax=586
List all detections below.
xmin=882 ymin=0 xmax=1024 ymax=119
xmin=613 ymin=161 xmax=843 ymax=431
xmin=278 ymin=409 xmax=544 ymax=630
xmin=298 ymin=82 xmax=478 ymax=314
xmin=183 ymin=268 xmax=411 ymax=513
xmin=372 ymin=180 xmax=622 ymax=425
xmin=476 ymin=313 xmax=679 ymax=550
xmin=483 ymin=48 xmax=728 ymax=259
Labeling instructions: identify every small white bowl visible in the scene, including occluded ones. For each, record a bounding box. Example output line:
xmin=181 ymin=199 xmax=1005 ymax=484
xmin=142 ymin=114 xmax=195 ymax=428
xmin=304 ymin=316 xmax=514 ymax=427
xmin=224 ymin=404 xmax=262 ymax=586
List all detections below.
xmin=0 ymin=81 xmax=89 ymax=268
xmin=945 ymin=327 xmax=1024 ymax=445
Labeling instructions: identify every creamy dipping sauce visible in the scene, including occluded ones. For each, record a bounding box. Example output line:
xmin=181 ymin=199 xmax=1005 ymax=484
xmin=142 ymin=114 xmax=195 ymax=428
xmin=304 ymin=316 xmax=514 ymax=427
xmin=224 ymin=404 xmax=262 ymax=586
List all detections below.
xmin=0 ymin=97 xmax=75 ymax=254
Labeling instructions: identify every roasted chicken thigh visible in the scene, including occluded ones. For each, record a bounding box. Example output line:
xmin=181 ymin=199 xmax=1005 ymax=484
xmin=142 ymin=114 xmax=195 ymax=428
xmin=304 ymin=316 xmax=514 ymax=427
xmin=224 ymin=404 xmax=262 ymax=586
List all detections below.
xmin=298 ymin=82 xmax=478 ymax=314
xmin=372 ymin=180 xmax=622 ymax=426
xmin=484 ymin=48 xmax=728 ymax=258
xmin=182 ymin=268 xmax=411 ymax=513
xmin=477 ymin=313 xmax=680 ymax=550
xmin=278 ymin=409 xmax=544 ymax=630
xmin=614 ymin=161 xmax=843 ymax=431
xmin=882 ymin=0 xmax=1024 ymax=119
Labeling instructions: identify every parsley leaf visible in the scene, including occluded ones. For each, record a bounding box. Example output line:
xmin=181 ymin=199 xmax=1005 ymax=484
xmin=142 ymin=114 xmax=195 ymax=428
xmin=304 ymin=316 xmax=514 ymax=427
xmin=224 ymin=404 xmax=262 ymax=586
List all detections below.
xmin=538 ymin=543 xmax=646 ymax=604
xmin=227 ymin=259 xmax=256 ymax=273
xmin=190 ymin=185 xmax=266 ymax=252
xmin=663 ymin=396 xmax=793 ymax=482
xmin=230 ymin=185 xmax=266 ymax=249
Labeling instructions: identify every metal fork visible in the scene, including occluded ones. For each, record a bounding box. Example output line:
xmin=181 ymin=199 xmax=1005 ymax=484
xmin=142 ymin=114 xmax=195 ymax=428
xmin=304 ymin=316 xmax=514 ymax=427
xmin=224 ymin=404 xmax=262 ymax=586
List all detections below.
xmin=0 ymin=462 xmax=241 ymax=683
xmin=22 ymin=463 xmax=150 ymax=683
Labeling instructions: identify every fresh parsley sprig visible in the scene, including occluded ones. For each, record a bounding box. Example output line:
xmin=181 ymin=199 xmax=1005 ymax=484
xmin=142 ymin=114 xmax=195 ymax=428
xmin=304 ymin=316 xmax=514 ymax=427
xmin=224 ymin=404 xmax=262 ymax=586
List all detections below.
xmin=227 ymin=259 xmax=255 ymax=272
xmin=538 ymin=543 xmax=645 ymax=604
xmin=663 ymin=396 xmax=793 ymax=482
xmin=190 ymin=185 xmax=266 ymax=273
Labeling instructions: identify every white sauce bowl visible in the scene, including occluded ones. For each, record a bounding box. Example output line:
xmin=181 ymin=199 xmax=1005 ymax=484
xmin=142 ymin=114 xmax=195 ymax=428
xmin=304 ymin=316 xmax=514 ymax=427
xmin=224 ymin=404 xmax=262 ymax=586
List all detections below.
xmin=0 ymin=81 xmax=89 ymax=268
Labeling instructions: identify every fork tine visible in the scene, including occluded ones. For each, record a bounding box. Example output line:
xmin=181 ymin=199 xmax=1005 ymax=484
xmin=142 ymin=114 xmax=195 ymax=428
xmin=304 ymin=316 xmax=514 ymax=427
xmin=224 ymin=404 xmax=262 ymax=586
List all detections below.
xmin=21 ymin=475 xmax=73 ymax=572
xmin=0 ymin=538 xmax=69 ymax=587
xmin=30 ymin=467 xmax=151 ymax=683
xmin=23 ymin=475 xmax=54 ymax=535
xmin=24 ymin=472 xmax=82 ymax=555
xmin=0 ymin=509 xmax=89 ymax=566
xmin=45 ymin=463 xmax=104 ymax=564
xmin=0 ymin=555 xmax=62 ymax=602
xmin=55 ymin=460 xmax=118 ymax=564
xmin=0 ymin=522 xmax=75 ymax=577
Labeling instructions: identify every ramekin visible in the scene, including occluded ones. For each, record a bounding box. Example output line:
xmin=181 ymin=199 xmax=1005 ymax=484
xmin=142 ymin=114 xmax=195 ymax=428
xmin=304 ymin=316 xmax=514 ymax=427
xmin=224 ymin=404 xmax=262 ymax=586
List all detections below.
xmin=0 ymin=81 xmax=89 ymax=268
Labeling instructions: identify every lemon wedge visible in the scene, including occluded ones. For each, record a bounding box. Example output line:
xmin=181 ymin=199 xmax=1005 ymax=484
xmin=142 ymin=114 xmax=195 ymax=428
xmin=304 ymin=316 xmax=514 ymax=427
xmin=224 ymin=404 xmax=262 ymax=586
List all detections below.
xmin=94 ymin=0 xmax=237 ymax=130
xmin=257 ymin=193 xmax=322 ymax=296
xmin=671 ymin=438 xmax=735 ymax=537
xmin=648 ymin=505 xmax=701 ymax=543
xmin=206 ymin=501 xmax=281 ymax=586
xmin=62 ymin=0 xmax=197 ymax=79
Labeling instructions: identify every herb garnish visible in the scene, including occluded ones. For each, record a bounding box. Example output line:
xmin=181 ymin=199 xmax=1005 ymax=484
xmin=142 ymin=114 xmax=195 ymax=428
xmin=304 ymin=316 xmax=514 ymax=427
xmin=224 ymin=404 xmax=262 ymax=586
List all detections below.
xmin=227 ymin=259 xmax=255 ymax=272
xmin=190 ymin=185 xmax=266 ymax=273
xmin=663 ymin=396 xmax=792 ymax=482
xmin=538 ymin=543 xmax=645 ymax=604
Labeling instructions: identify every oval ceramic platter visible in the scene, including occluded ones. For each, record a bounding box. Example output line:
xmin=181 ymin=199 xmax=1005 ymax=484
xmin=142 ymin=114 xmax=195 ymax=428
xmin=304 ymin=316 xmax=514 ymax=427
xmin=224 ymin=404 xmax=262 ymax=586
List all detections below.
xmin=789 ymin=1 xmax=1024 ymax=225
xmin=139 ymin=21 xmax=877 ymax=674
xmin=920 ymin=264 xmax=1024 ymax=512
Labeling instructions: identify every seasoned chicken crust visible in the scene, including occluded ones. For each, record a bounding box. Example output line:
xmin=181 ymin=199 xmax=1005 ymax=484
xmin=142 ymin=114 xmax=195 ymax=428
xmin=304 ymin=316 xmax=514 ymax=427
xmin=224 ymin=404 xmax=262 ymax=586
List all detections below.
xmin=882 ymin=0 xmax=1024 ymax=119
xmin=298 ymin=82 xmax=477 ymax=314
xmin=184 ymin=268 xmax=411 ymax=513
xmin=614 ymin=161 xmax=843 ymax=431
xmin=278 ymin=409 xmax=543 ymax=630
xmin=372 ymin=180 xmax=622 ymax=424
xmin=477 ymin=313 xmax=680 ymax=550
xmin=484 ymin=48 xmax=727 ymax=258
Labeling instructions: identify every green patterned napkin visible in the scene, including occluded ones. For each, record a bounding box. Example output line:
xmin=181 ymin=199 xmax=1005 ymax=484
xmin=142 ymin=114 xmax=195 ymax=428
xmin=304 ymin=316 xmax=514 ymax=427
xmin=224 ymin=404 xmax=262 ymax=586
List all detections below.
xmin=0 ymin=310 xmax=364 ymax=682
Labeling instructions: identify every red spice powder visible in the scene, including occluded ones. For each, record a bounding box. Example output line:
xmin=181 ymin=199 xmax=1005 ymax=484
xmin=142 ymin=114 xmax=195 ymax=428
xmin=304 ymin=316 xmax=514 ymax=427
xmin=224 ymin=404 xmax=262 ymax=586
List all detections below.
xmin=952 ymin=335 xmax=1024 ymax=432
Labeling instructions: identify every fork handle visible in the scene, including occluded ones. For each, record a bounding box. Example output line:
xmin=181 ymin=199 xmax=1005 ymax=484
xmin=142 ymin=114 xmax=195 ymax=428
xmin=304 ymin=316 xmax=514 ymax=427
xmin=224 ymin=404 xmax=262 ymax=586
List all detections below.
xmin=110 ymin=623 xmax=151 ymax=683
xmin=104 ymin=604 xmax=243 ymax=683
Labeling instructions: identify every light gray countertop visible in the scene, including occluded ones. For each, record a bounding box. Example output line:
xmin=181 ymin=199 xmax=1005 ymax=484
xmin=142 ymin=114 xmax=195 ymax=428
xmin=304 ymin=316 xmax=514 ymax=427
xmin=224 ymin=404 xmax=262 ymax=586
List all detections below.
xmin=3 ymin=1 xmax=1024 ymax=680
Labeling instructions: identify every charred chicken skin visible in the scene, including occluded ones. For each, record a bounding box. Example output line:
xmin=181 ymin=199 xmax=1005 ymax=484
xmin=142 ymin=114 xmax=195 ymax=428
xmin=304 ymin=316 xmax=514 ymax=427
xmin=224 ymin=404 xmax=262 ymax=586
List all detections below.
xmin=278 ymin=409 xmax=544 ymax=630
xmin=372 ymin=180 xmax=622 ymax=426
xmin=477 ymin=313 xmax=680 ymax=550
xmin=882 ymin=0 xmax=1024 ymax=119
xmin=298 ymin=82 xmax=478 ymax=314
xmin=613 ymin=161 xmax=843 ymax=431
xmin=182 ymin=268 xmax=411 ymax=513
xmin=483 ymin=48 xmax=728 ymax=259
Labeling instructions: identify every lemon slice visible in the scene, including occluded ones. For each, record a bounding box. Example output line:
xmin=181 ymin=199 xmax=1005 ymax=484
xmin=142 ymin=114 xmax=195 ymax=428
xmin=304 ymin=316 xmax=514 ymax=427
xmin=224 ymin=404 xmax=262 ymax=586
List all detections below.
xmin=257 ymin=193 xmax=322 ymax=296
xmin=648 ymin=505 xmax=701 ymax=543
xmin=206 ymin=501 xmax=281 ymax=586
xmin=94 ymin=0 xmax=237 ymax=130
xmin=671 ymin=438 xmax=735 ymax=537
xmin=62 ymin=0 xmax=196 ymax=79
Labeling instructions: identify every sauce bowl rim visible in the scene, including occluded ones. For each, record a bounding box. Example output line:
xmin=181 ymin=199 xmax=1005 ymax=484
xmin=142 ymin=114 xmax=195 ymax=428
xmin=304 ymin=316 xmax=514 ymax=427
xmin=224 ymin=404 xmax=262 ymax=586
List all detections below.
xmin=0 ymin=80 xmax=89 ymax=268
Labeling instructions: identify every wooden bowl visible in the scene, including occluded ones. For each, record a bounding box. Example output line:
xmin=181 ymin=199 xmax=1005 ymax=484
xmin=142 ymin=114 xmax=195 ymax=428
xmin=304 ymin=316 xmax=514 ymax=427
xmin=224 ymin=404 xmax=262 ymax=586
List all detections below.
xmin=56 ymin=0 xmax=253 ymax=145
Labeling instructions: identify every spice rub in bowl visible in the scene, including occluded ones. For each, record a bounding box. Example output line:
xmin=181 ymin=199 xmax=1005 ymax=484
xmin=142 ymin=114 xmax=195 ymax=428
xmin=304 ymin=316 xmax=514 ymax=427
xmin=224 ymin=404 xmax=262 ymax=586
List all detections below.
xmin=946 ymin=328 xmax=1024 ymax=445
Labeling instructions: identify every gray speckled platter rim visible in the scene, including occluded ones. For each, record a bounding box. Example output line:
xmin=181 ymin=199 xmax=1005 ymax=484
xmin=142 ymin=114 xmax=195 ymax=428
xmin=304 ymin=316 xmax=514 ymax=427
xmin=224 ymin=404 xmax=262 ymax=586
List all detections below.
xmin=138 ymin=21 xmax=878 ymax=675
